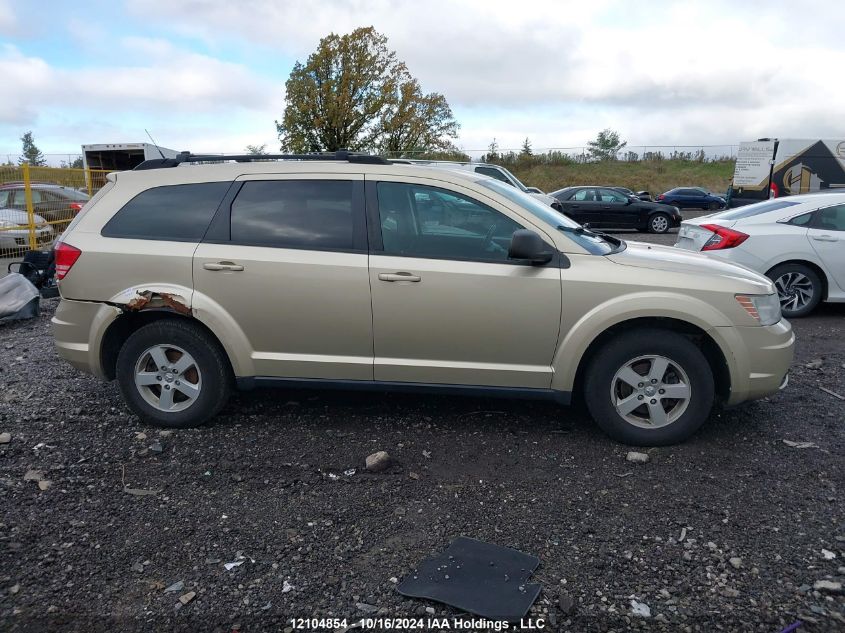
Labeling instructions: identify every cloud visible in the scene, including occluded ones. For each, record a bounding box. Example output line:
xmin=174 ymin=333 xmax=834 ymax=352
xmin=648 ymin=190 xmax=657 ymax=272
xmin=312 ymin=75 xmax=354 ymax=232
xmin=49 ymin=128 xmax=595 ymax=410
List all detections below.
xmin=0 ymin=0 xmax=17 ymax=36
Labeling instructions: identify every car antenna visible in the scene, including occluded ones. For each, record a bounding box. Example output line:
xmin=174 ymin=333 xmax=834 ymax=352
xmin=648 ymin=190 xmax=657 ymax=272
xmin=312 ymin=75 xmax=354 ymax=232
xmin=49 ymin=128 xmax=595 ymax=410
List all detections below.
xmin=145 ymin=129 xmax=166 ymax=159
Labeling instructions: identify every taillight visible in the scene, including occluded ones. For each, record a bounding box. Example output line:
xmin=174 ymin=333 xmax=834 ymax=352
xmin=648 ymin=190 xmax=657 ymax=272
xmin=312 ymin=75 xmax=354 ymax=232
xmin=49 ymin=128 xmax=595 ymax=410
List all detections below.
xmin=69 ymin=202 xmax=84 ymax=213
xmin=700 ymin=224 xmax=749 ymax=251
xmin=657 ymin=194 xmax=665 ymax=201
xmin=54 ymin=242 xmax=82 ymax=280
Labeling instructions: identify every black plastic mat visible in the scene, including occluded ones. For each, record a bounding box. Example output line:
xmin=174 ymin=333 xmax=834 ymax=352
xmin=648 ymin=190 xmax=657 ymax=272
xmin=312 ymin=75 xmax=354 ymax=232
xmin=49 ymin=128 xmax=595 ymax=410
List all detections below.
xmin=396 ymin=537 xmax=541 ymax=622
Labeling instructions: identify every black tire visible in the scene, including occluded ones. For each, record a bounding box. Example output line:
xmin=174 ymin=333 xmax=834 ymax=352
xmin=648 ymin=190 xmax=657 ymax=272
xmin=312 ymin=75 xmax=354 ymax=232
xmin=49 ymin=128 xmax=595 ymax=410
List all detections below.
xmin=708 ymin=201 xmax=719 ymax=211
xmin=767 ymin=263 xmax=822 ymax=318
xmin=583 ymin=328 xmax=715 ymax=445
xmin=647 ymin=213 xmax=671 ymax=234
xmin=116 ymin=319 xmax=232 ymax=428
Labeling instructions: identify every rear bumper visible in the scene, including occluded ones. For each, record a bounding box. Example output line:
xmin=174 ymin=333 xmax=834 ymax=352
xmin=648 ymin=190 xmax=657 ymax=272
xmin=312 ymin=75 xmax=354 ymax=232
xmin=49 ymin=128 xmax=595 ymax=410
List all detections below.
xmin=52 ymin=298 xmax=120 ymax=379
xmin=714 ymin=319 xmax=795 ymax=406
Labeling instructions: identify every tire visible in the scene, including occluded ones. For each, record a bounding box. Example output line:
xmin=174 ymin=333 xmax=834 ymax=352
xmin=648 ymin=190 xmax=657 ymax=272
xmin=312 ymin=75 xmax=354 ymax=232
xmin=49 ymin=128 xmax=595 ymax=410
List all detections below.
xmin=767 ymin=263 xmax=823 ymax=318
xmin=116 ymin=319 xmax=232 ymax=428
xmin=648 ymin=213 xmax=671 ymax=234
xmin=708 ymin=201 xmax=719 ymax=211
xmin=583 ymin=328 xmax=715 ymax=445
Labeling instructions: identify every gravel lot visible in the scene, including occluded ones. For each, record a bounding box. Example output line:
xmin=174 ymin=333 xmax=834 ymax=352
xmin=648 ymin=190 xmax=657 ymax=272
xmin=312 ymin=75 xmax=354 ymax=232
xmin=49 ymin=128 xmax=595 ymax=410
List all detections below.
xmin=1 ymin=229 xmax=844 ymax=632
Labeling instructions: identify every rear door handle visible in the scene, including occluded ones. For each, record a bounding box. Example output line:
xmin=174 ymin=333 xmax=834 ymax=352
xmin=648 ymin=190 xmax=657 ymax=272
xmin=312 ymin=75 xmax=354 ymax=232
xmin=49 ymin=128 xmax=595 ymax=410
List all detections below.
xmin=203 ymin=261 xmax=244 ymax=271
xmin=378 ymin=272 xmax=421 ymax=282
xmin=812 ymin=235 xmax=839 ymax=242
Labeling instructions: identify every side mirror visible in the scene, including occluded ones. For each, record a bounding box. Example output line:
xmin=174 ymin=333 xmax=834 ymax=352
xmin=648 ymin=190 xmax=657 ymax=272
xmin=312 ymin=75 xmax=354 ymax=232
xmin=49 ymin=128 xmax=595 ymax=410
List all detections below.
xmin=508 ymin=229 xmax=553 ymax=265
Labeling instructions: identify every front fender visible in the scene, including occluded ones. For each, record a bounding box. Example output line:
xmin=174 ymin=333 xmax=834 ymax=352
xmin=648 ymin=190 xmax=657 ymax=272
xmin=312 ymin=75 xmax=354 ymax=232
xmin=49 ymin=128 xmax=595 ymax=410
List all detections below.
xmin=551 ymin=292 xmax=735 ymax=392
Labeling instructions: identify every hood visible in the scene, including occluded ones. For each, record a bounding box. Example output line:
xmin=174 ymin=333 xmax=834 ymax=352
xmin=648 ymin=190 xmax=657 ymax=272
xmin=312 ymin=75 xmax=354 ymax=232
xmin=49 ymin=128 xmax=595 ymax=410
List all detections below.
xmin=0 ymin=208 xmax=48 ymax=226
xmin=608 ymin=240 xmax=774 ymax=292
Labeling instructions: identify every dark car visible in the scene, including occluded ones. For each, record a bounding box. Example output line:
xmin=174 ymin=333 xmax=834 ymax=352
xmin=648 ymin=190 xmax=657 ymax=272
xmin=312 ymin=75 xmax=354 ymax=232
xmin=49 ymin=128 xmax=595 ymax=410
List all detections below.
xmin=657 ymin=187 xmax=725 ymax=210
xmin=549 ymin=186 xmax=682 ymax=233
xmin=0 ymin=183 xmax=89 ymax=230
xmin=610 ymin=186 xmax=653 ymax=201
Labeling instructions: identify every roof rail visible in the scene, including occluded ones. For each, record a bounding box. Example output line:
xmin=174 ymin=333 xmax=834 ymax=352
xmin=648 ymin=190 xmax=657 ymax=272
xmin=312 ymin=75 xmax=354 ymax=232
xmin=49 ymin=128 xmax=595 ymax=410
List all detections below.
xmin=134 ymin=150 xmax=390 ymax=170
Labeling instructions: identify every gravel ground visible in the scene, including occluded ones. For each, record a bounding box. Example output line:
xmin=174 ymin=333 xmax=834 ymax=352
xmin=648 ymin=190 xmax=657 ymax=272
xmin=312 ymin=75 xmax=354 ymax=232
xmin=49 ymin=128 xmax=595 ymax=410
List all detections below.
xmin=1 ymin=230 xmax=844 ymax=632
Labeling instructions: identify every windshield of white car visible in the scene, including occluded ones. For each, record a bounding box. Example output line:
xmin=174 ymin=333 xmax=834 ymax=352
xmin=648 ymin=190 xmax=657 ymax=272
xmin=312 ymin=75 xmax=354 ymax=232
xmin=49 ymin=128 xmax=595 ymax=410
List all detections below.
xmin=477 ymin=179 xmax=618 ymax=255
xmin=708 ymin=199 xmax=801 ymax=220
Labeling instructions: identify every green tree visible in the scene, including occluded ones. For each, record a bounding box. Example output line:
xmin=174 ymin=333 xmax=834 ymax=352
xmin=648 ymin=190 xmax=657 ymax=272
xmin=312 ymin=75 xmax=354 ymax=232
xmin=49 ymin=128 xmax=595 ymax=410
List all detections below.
xmin=277 ymin=27 xmax=405 ymax=152
xmin=380 ymin=76 xmax=459 ymax=157
xmin=587 ymin=128 xmax=626 ymax=161
xmin=520 ymin=137 xmax=532 ymax=157
xmin=482 ymin=138 xmax=499 ymax=162
xmin=19 ymin=131 xmax=46 ymax=166
xmin=276 ymin=27 xmax=459 ymax=155
xmin=245 ymin=144 xmax=268 ymax=155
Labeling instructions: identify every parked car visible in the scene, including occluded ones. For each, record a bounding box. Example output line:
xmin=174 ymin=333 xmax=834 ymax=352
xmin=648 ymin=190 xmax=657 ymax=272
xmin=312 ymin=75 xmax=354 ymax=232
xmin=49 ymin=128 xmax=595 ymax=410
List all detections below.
xmin=0 ymin=208 xmax=55 ymax=253
xmin=0 ymin=183 xmax=89 ymax=230
xmin=51 ymin=151 xmax=793 ymax=445
xmin=674 ymin=193 xmax=845 ymax=317
xmin=391 ymin=159 xmax=561 ymax=209
xmin=657 ymin=187 xmax=726 ymax=210
xmin=550 ymin=186 xmax=682 ymax=233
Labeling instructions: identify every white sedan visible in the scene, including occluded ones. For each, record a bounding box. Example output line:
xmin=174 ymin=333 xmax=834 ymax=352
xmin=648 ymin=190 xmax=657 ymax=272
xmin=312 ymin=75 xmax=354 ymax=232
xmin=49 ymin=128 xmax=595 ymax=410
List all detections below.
xmin=674 ymin=193 xmax=845 ymax=317
xmin=0 ymin=208 xmax=55 ymax=253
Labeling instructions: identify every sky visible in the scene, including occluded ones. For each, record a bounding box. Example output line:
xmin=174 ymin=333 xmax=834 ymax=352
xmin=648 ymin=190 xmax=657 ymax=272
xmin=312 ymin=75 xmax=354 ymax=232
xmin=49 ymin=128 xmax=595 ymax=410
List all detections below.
xmin=1 ymin=0 xmax=843 ymax=160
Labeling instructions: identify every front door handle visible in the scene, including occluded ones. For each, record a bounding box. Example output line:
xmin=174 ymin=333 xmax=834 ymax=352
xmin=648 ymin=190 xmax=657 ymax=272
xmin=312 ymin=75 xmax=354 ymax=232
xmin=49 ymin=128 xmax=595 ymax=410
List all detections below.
xmin=203 ymin=261 xmax=244 ymax=271
xmin=378 ymin=272 xmax=421 ymax=282
xmin=812 ymin=235 xmax=839 ymax=242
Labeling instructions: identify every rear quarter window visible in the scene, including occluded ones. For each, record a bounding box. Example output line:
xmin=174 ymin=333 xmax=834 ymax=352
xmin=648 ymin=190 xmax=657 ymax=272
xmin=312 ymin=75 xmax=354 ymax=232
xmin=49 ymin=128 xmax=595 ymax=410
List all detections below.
xmin=101 ymin=182 xmax=231 ymax=241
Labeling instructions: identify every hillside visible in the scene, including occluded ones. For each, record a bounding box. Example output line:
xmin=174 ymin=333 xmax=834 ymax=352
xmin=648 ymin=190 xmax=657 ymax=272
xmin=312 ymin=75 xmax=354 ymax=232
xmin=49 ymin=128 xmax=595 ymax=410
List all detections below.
xmin=509 ymin=159 xmax=736 ymax=196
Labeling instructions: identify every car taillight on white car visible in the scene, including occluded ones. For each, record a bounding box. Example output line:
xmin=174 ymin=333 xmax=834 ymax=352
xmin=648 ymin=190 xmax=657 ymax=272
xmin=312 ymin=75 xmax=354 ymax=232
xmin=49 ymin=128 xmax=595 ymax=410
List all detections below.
xmin=54 ymin=242 xmax=82 ymax=280
xmin=700 ymin=224 xmax=749 ymax=251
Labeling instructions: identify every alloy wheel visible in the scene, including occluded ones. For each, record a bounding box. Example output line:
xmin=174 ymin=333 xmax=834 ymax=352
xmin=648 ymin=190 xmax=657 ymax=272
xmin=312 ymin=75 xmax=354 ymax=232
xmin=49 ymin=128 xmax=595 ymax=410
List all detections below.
xmin=133 ymin=344 xmax=202 ymax=412
xmin=651 ymin=215 xmax=669 ymax=233
xmin=610 ymin=355 xmax=691 ymax=428
xmin=774 ymin=272 xmax=814 ymax=312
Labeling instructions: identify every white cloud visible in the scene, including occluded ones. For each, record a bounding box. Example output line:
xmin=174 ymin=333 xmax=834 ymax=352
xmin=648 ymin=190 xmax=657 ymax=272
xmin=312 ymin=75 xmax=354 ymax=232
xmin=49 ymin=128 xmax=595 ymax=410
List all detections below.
xmin=0 ymin=0 xmax=17 ymax=35
xmin=121 ymin=0 xmax=845 ymax=147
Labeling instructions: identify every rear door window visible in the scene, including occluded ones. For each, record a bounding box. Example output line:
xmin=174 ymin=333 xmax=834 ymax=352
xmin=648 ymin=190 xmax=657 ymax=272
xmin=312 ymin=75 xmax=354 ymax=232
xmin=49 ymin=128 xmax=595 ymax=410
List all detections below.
xmin=813 ymin=204 xmax=845 ymax=231
xmin=101 ymin=182 xmax=230 ymax=241
xmin=229 ymin=180 xmax=358 ymax=250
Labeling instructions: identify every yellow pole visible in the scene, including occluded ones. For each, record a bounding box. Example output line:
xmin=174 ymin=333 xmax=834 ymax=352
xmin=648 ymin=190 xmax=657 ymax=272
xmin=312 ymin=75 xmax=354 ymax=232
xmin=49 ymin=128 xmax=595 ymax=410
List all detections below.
xmin=22 ymin=163 xmax=36 ymax=251
xmin=86 ymin=168 xmax=92 ymax=197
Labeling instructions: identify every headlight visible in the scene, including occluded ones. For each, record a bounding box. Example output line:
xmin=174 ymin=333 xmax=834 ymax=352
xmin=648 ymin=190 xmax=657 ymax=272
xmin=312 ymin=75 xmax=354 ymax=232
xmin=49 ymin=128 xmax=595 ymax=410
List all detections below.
xmin=736 ymin=294 xmax=782 ymax=326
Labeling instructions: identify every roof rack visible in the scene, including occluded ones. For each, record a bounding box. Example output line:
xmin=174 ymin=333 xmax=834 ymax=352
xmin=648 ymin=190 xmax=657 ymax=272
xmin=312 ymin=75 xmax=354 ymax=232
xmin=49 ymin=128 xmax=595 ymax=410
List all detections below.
xmin=134 ymin=150 xmax=390 ymax=170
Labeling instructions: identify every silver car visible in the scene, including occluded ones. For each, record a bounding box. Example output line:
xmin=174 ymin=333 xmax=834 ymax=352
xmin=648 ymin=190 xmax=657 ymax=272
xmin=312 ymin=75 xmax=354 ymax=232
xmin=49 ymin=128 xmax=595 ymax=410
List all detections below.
xmin=0 ymin=208 xmax=55 ymax=254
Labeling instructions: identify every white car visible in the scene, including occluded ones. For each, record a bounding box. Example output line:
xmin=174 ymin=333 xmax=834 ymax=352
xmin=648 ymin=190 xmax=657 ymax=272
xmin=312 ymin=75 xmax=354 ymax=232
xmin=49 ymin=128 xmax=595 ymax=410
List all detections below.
xmin=0 ymin=208 xmax=55 ymax=253
xmin=674 ymin=193 xmax=845 ymax=317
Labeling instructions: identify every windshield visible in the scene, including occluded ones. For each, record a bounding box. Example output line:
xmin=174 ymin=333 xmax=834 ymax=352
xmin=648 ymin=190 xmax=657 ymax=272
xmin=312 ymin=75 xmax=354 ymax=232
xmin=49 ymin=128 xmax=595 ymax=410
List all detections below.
xmin=477 ymin=179 xmax=617 ymax=255
xmin=707 ymin=198 xmax=800 ymax=221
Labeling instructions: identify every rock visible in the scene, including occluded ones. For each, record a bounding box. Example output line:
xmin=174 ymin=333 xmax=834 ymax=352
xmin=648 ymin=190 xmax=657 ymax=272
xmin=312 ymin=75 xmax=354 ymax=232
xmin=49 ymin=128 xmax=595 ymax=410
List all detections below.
xmin=630 ymin=599 xmax=651 ymax=617
xmin=805 ymin=358 xmax=823 ymax=369
xmin=282 ymin=580 xmax=294 ymax=593
xmin=559 ymin=592 xmax=576 ymax=615
xmin=149 ymin=441 xmax=163 ymax=454
xmin=409 ymin=472 xmax=420 ymax=480
xmin=0 ymin=432 xmax=10 ymax=444
xmin=365 ymin=451 xmax=391 ymax=472
xmin=720 ymin=587 xmax=740 ymax=598
xmin=821 ymin=549 xmax=836 ymax=560
xmin=164 ymin=580 xmax=184 ymax=593
xmin=729 ymin=557 xmax=743 ymax=569
xmin=158 ymin=430 xmax=174 ymax=438
xmin=131 ymin=562 xmax=144 ymax=573
xmin=135 ymin=432 xmax=147 ymax=441
xmin=179 ymin=591 xmax=196 ymax=605
xmin=10 ymin=584 xmax=20 ymax=594
xmin=23 ymin=469 xmax=43 ymax=481
xmin=425 ymin=606 xmax=436 ymax=615
xmin=626 ymin=451 xmax=650 ymax=464
xmin=37 ymin=480 xmax=52 ymax=491
xmin=356 ymin=602 xmax=379 ymax=613
xmin=813 ymin=580 xmax=842 ymax=593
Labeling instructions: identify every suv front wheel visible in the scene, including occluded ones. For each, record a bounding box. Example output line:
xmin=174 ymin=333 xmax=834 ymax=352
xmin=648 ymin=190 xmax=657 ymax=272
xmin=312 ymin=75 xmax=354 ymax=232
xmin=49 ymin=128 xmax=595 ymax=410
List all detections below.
xmin=584 ymin=329 xmax=714 ymax=445
xmin=116 ymin=320 xmax=232 ymax=428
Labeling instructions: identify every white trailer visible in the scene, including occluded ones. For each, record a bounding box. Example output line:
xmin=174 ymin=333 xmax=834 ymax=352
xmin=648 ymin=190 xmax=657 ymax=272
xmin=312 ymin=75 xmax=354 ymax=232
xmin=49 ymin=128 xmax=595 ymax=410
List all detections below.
xmin=81 ymin=143 xmax=180 ymax=172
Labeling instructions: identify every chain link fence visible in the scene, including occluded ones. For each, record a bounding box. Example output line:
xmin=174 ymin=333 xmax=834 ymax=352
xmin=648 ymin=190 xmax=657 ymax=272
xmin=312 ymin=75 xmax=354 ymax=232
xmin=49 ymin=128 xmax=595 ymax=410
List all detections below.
xmin=0 ymin=164 xmax=109 ymax=260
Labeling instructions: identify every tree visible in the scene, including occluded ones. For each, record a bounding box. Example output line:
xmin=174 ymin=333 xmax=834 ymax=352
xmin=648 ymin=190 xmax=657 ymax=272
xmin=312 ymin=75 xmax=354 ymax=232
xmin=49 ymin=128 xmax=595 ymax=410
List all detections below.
xmin=380 ymin=76 xmax=459 ymax=157
xmin=245 ymin=144 xmax=268 ymax=155
xmin=520 ymin=137 xmax=533 ymax=157
xmin=60 ymin=156 xmax=83 ymax=169
xmin=482 ymin=138 xmax=499 ymax=163
xmin=276 ymin=27 xmax=459 ymax=155
xmin=19 ymin=131 xmax=46 ymax=166
xmin=587 ymin=128 xmax=626 ymax=161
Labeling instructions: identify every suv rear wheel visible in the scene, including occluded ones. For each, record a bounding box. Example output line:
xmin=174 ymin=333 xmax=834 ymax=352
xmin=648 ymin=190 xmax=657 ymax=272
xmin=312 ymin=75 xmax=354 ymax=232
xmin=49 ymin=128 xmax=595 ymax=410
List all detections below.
xmin=116 ymin=320 xmax=232 ymax=428
xmin=584 ymin=329 xmax=714 ymax=445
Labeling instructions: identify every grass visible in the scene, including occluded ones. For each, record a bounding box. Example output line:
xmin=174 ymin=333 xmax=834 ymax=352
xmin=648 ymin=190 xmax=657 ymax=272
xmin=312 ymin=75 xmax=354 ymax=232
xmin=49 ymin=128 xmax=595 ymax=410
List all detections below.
xmin=509 ymin=159 xmax=736 ymax=196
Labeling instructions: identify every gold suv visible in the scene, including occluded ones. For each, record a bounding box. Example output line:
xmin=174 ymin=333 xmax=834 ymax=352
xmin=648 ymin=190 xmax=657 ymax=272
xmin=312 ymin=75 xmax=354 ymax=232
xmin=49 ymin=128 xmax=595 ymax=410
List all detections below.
xmin=51 ymin=152 xmax=794 ymax=445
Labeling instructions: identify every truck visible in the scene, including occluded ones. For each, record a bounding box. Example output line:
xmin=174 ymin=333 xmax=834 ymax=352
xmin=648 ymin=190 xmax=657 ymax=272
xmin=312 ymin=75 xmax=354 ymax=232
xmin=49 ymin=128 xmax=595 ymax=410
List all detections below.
xmin=81 ymin=143 xmax=179 ymax=172
xmin=729 ymin=138 xmax=845 ymax=207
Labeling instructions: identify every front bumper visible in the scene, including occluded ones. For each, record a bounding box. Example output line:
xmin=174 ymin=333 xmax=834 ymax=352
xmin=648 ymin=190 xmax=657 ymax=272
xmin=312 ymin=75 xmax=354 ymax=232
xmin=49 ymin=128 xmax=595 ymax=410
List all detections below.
xmin=714 ymin=319 xmax=795 ymax=406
